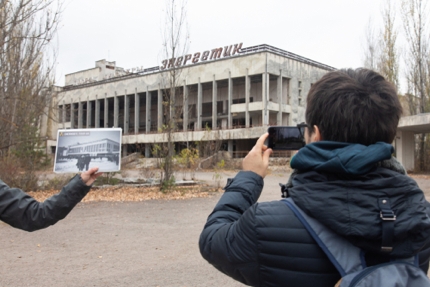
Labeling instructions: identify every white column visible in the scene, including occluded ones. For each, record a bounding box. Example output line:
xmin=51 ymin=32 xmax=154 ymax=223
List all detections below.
xmin=70 ymin=102 xmax=75 ymax=129
xmin=86 ymin=98 xmax=92 ymax=128
xmin=183 ymin=81 xmax=189 ymax=132
xmin=157 ymin=86 xmax=162 ymax=130
xmin=228 ymin=140 xmax=233 ymax=157
xmin=262 ymin=72 xmax=269 ymax=126
xmin=146 ymin=87 xmax=151 ymax=133
xmin=114 ymin=92 xmax=119 ymax=128
xmin=124 ymin=90 xmax=129 ymax=134
xmin=277 ymin=71 xmax=283 ymax=125
xmin=197 ymin=78 xmax=202 ymax=130
xmin=95 ymin=96 xmax=100 ymax=128
xmin=135 ymin=88 xmax=140 ymax=134
xmin=245 ymin=69 xmax=250 ymax=127
xmin=104 ymin=95 xmax=108 ymax=128
xmin=228 ymin=72 xmax=232 ymax=129
xmin=212 ymin=75 xmax=217 ymax=129
xmin=62 ymin=101 xmax=66 ymax=129
xmin=78 ymin=100 xmax=83 ymax=128
xmin=145 ymin=144 xmax=150 ymax=158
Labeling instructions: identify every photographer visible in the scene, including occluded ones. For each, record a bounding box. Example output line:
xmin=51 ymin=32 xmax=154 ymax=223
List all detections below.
xmin=0 ymin=167 xmax=102 ymax=231
xmin=199 ymin=68 xmax=430 ymax=286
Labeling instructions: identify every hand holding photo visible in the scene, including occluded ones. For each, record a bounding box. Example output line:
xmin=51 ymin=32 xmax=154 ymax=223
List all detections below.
xmin=54 ymin=128 xmax=122 ymax=173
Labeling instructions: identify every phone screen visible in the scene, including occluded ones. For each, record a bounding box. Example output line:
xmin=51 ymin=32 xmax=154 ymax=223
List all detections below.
xmin=267 ymin=126 xmax=305 ymax=150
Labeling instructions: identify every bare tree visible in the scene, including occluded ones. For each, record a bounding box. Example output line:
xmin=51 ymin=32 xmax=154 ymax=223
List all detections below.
xmin=363 ymin=18 xmax=379 ymax=70
xmin=0 ymin=0 xmax=61 ymax=189
xmin=156 ymin=0 xmax=189 ymax=190
xmin=401 ymin=0 xmax=430 ymax=170
xmin=363 ymin=1 xmax=400 ymax=90
xmin=378 ymin=0 xmax=400 ymax=90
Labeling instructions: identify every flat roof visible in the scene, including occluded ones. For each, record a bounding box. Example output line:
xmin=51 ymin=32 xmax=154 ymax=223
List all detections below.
xmin=398 ymin=113 xmax=430 ymax=133
xmin=61 ymin=44 xmax=335 ymax=91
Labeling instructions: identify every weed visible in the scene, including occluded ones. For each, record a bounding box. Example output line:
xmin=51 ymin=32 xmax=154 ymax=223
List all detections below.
xmin=175 ymin=148 xmax=199 ymax=180
xmin=160 ymin=176 xmax=175 ymax=193
xmin=94 ymin=172 xmax=121 ymax=186
xmin=41 ymin=175 xmax=72 ymax=190
xmin=212 ymin=159 xmax=225 ymax=188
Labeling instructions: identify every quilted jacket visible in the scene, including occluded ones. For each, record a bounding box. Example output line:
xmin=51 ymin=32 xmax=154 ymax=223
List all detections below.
xmin=199 ymin=142 xmax=430 ymax=287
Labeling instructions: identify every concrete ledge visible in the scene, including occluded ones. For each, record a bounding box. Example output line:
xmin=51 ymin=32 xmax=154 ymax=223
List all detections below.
xmin=398 ymin=113 xmax=430 ymax=133
xmin=122 ymin=126 xmax=266 ymax=144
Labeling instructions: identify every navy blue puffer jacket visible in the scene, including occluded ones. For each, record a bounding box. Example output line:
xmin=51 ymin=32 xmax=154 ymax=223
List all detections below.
xmin=199 ymin=142 xmax=430 ymax=287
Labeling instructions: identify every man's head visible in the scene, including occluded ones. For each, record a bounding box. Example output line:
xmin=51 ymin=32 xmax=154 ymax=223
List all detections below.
xmin=305 ymin=68 xmax=402 ymax=146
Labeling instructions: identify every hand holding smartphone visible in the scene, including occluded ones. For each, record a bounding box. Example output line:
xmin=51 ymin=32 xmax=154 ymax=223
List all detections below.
xmin=266 ymin=126 xmax=305 ymax=150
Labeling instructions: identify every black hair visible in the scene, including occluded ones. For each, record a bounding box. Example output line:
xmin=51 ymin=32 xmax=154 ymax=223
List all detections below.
xmin=305 ymin=68 xmax=402 ymax=145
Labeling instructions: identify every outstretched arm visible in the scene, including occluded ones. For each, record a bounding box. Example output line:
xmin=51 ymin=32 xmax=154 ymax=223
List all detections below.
xmin=0 ymin=167 xmax=102 ymax=231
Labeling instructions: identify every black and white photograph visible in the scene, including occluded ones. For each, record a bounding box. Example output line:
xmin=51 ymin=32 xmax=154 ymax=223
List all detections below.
xmin=54 ymin=128 xmax=122 ymax=173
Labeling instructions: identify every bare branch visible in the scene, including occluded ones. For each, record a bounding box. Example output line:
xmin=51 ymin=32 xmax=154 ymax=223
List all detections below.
xmin=0 ymin=0 xmax=61 ymax=161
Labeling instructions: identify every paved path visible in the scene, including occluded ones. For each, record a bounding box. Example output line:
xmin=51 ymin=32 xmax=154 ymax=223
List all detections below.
xmin=1 ymin=170 xmax=429 ymax=286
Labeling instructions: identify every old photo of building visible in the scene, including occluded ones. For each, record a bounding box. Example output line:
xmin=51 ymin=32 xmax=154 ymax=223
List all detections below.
xmin=54 ymin=128 xmax=122 ymax=173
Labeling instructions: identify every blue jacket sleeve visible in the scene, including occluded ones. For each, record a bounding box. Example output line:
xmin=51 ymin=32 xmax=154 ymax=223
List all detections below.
xmin=199 ymin=171 xmax=264 ymax=286
xmin=0 ymin=175 xmax=91 ymax=231
xmin=419 ymin=201 xmax=430 ymax=273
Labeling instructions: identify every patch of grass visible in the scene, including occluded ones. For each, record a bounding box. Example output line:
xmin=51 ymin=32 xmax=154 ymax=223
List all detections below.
xmin=93 ymin=172 xmax=122 ymax=186
xmin=41 ymin=175 xmax=72 ymax=191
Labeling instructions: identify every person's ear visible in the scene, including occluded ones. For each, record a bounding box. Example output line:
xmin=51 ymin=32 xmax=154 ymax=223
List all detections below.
xmin=311 ymin=125 xmax=322 ymax=142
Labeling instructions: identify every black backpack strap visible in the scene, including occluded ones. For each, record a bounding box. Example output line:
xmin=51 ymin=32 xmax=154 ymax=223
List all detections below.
xmin=280 ymin=169 xmax=299 ymax=198
xmin=279 ymin=183 xmax=289 ymax=198
xmin=378 ymin=197 xmax=396 ymax=253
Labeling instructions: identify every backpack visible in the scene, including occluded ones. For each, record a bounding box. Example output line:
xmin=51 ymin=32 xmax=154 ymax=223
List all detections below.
xmin=282 ymin=198 xmax=430 ymax=287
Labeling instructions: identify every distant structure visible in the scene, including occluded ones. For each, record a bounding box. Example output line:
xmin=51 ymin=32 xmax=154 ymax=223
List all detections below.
xmin=45 ymin=44 xmax=335 ymax=158
xmin=68 ymin=139 xmax=119 ymax=157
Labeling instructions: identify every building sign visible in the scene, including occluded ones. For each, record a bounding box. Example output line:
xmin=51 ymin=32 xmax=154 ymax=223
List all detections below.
xmin=160 ymin=43 xmax=243 ymax=70
xmin=71 ymin=43 xmax=244 ymax=86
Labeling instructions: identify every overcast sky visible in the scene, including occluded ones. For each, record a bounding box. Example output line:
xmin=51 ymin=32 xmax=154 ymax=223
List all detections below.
xmin=55 ymin=0 xmax=386 ymax=86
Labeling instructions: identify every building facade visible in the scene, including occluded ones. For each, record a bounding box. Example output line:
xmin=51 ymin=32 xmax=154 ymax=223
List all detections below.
xmin=47 ymin=44 xmax=334 ymax=158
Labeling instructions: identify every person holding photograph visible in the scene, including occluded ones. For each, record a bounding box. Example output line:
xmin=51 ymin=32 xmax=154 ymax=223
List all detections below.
xmin=0 ymin=167 xmax=102 ymax=231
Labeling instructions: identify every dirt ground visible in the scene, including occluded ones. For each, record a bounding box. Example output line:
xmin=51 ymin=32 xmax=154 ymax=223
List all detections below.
xmin=1 ymin=169 xmax=430 ymax=287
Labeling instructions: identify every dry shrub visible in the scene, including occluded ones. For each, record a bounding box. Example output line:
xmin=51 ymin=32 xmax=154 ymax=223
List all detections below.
xmin=40 ymin=174 xmax=73 ymax=191
xmin=27 ymin=185 xmax=221 ymax=202
xmin=0 ymin=157 xmax=39 ymax=191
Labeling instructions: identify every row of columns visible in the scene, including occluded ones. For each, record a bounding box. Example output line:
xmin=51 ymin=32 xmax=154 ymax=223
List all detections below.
xmin=61 ymin=71 xmax=289 ymax=133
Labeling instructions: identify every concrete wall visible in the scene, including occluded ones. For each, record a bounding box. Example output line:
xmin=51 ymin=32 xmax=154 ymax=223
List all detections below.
xmin=65 ymin=60 xmax=127 ymax=86
xmin=57 ymin=53 xmax=328 ymax=107
xmin=395 ymin=113 xmax=430 ymax=172
xmin=395 ymin=130 xmax=415 ymax=171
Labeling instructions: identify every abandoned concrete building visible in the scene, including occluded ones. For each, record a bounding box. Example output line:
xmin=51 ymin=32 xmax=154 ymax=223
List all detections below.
xmin=47 ymin=44 xmax=335 ymax=158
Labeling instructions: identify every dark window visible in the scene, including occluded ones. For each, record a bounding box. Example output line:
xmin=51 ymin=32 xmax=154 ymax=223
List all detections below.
xmin=217 ymin=101 xmax=223 ymax=114
xmin=232 ymin=97 xmax=253 ymax=104
xmin=202 ymin=103 xmax=212 ymax=115
xmin=233 ymin=98 xmax=245 ymax=104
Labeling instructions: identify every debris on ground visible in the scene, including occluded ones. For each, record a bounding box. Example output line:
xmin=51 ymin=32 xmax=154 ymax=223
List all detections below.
xmin=27 ymin=185 xmax=223 ymax=202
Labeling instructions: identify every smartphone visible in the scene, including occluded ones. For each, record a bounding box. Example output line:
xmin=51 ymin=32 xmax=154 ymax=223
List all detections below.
xmin=267 ymin=126 xmax=305 ymax=150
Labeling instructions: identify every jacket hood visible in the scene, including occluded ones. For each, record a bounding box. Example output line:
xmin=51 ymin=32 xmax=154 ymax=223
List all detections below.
xmin=290 ymin=141 xmax=393 ymax=175
xmin=287 ymin=142 xmax=430 ymax=257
